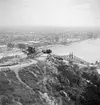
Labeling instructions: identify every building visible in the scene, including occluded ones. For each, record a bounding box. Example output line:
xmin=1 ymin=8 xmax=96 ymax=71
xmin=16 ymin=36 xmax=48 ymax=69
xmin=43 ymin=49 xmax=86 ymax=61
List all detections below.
xmin=0 ymin=45 xmax=7 ymax=53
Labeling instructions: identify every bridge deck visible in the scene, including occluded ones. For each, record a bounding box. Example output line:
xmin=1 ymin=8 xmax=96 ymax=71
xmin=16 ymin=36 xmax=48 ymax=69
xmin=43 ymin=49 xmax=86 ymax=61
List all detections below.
xmin=52 ymin=54 xmax=91 ymax=66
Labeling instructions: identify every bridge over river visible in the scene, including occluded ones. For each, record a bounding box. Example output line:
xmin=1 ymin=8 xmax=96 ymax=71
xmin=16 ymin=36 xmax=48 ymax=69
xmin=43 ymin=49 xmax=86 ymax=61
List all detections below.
xmin=50 ymin=53 xmax=94 ymax=66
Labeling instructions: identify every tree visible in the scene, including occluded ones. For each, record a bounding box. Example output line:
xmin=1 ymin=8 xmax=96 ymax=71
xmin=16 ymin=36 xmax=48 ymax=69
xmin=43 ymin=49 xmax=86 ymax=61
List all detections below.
xmin=42 ymin=49 xmax=52 ymax=54
xmin=27 ymin=46 xmax=35 ymax=55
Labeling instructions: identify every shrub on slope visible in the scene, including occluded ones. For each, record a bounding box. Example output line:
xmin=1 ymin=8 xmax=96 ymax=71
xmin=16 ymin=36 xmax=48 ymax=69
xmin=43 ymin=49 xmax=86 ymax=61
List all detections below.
xmin=0 ymin=57 xmax=100 ymax=105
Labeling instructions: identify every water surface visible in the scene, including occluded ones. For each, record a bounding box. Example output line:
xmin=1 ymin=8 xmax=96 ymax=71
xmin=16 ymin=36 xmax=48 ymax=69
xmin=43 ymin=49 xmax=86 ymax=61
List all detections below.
xmin=50 ymin=38 xmax=100 ymax=63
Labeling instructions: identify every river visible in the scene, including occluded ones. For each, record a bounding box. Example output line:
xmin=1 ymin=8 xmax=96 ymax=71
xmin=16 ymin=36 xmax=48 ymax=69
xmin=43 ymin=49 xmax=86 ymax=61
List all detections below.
xmin=50 ymin=38 xmax=100 ymax=63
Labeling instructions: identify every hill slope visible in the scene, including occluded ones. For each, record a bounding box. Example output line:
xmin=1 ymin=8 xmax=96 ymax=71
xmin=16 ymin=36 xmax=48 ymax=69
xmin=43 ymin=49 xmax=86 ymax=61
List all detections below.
xmin=0 ymin=55 xmax=100 ymax=105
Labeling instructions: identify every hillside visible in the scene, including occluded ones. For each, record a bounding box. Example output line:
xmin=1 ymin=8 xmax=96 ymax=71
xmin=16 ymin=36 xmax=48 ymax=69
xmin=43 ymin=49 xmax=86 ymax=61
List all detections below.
xmin=0 ymin=54 xmax=100 ymax=105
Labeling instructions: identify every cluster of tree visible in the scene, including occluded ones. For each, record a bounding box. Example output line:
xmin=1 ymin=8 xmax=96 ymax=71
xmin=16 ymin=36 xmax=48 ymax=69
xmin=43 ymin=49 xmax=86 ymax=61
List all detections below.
xmin=27 ymin=46 xmax=36 ymax=55
xmin=53 ymin=63 xmax=100 ymax=105
xmin=42 ymin=49 xmax=52 ymax=54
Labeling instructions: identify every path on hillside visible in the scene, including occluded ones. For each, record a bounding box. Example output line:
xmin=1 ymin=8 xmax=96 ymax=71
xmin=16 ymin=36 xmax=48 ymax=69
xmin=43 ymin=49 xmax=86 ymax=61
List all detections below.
xmin=0 ymin=53 xmax=48 ymax=88
xmin=0 ymin=59 xmax=37 ymax=89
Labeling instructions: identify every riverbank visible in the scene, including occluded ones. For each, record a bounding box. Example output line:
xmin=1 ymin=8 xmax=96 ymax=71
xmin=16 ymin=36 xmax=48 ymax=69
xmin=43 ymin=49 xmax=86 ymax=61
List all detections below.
xmin=48 ymin=38 xmax=100 ymax=63
xmin=39 ymin=38 xmax=87 ymax=50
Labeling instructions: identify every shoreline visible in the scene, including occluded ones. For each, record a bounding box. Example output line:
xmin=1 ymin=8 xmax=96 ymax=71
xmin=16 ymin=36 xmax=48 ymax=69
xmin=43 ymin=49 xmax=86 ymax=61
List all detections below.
xmin=41 ymin=38 xmax=87 ymax=49
xmin=44 ymin=38 xmax=98 ymax=49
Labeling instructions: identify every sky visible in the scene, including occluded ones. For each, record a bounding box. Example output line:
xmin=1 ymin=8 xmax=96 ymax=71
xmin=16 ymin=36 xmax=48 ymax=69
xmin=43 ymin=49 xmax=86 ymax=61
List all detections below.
xmin=0 ymin=0 xmax=100 ymax=28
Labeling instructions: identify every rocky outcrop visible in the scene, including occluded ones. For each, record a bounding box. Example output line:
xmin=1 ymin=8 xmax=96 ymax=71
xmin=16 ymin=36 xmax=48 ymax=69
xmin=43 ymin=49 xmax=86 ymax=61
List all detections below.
xmin=0 ymin=56 xmax=100 ymax=105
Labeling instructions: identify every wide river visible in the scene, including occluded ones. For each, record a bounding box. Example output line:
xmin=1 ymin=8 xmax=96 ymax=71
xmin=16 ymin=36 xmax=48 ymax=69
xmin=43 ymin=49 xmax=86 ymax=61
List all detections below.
xmin=50 ymin=38 xmax=100 ymax=63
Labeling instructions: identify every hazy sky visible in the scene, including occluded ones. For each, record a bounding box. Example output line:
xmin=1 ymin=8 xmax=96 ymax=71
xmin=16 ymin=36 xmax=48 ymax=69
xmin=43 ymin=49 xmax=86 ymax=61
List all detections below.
xmin=0 ymin=0 xmax=100 ymax=28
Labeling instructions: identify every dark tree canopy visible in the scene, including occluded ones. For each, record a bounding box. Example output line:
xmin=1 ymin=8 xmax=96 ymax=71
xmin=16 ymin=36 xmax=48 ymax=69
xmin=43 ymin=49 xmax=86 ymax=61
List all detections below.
xmin=27 ymin=46 xmax=36 ymax=55
xmin=42 ymin=49 xmax=52 ymax=54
